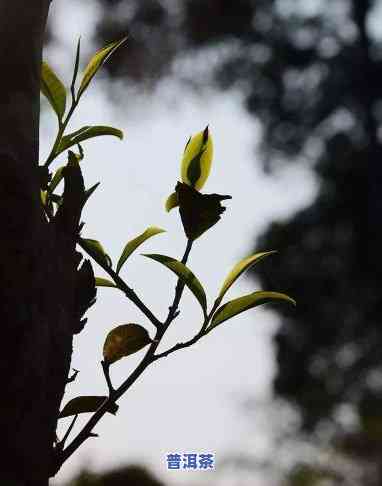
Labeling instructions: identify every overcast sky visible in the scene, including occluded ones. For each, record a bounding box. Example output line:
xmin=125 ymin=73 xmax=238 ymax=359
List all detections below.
xmin=46 ymin=2 xmax=317 ymax=485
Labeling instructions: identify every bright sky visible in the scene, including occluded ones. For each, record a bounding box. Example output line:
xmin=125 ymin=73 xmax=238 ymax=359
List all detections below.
xmin=46 ymin=1 xmax=317 ymax=485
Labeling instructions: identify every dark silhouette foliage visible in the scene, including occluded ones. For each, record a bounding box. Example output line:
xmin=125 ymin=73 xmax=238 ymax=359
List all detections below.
xmin=68 ymin=464 xmax=164 ymax=486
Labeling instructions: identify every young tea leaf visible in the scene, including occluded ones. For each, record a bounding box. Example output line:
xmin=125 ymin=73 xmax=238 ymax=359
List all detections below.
xmin=217 ymin=251 xmax=277 ymax=303
xmin=49 ymin=166 xmax=65 ymax=193
xmin=78 ymin=37 xmax=128 ymax=99
xmin=142 ymin=253 xmax=207 ymax=315
xmin=59 ymin=396 xmax=118 ymax=418
xmin=83 ymin=182 xmax=101 ymax=207
xmin=207 ymin=291 xmax=296 ymax=332
xmin=181 ymin=126 xmax=213 ymax=190
xmin=56 ymin=125 xmax=123 ymax=156
xmin=103 ymin=324 xmax=152 ymax=364
xmin=41 ymin=62 xmax=67 ymax=121
xmin=95 ymin=277 xmax=117 ymax=288
xmin=40 ymin=190 xmax=47 ymax=206
xmin=71 ymin=37 xmax=81 ymax=98
xmin=116 ymin=226 xmax=165 ymax=274
xmin=165 ymin=191 xmax=178 ymax=212
xmin=80 ymin=238 xmax=112 ymax=268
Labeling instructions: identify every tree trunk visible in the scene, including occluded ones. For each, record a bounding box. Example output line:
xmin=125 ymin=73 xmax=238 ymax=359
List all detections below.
xmin=0 ymin=2 xmax=91 ymax=484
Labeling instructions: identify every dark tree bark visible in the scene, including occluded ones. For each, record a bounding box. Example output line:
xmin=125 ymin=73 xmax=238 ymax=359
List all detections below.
xmin=0 ymin=2 xmax=94 ymax=484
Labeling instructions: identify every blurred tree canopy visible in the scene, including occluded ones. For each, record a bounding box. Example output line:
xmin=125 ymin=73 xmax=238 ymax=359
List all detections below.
xmin=86 ymin=0 xmax=382 ymax=481
xmin=68 ymin=464 xmax=164 ymax=486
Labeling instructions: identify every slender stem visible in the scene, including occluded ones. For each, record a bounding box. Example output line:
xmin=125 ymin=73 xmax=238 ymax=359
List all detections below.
xmin=51 ymin=337 xmax=159 ymax=474
xmin=52 ymin=240 xmax=195 ymax=475
xmin=164 ymin=239 xmax=193 ymax=327
xmin=153 ymin=332 xmax=202 ymax=361
xmin=153 ymin=301 xmax=219 ymax=362
xmin=59 ymin=414 xmax=78 ymax=450
xmin=77 ymin=237 xmax=162 ymax=329
xmin=66 ymin=368 xmax=79 ymax=384
xmin=44 ymin=99 xmax=78 ymax=167
xmin=101 ymin=360 xmax=114 ymax=394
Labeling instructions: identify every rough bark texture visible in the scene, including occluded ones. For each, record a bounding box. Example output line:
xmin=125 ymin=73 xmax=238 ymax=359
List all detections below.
xmin=0 ymin=2 xmax=93 ymax=484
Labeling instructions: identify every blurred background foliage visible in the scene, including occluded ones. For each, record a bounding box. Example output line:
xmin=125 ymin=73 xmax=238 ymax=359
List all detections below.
xmin=67 ymin=464 xmax=164 ymax=486
xmin=53 ymin=0 xmax=382 ymax=484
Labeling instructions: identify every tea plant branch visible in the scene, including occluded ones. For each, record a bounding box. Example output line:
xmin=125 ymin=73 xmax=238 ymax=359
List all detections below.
xmin=152 ymin=332 xmax=203 ymax=361
xmin=153 ymin=302 xmax=219 ymax=361
xmin=44 ymin=96 xmax=79 ymax=167
xmin=164 ymin=238 xmax=193 ymax=327
xmin=52 ymin=239 xmax=198 ymax=474
xmin=101 ymin=360 xmax=114 ymax=394
xmin=58 ymin=414 xmax=79 ymax=451
xmin=77 ymin=237 xmax=162 ymax=329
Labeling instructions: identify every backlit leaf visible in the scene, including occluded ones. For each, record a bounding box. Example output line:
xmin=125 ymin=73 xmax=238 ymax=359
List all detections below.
xmin=83 ymin=182 xmax=100 ymax=206
xmin=165 ymin=191 xmax=178 ymax=212
xmin=103 ymin=324 xmax=152 ymax=364
xmin=78 ymin=37 xmax=127 ymax=99
xmin=142 ymin=253 xmax=207 ymax=315
xmin=181 ymin=126 xmax=213 ymax=190
xmin=71 ymin=37 xmax=81 ymax=96
xmin=95 ymin=277 xmax=117 ymax=288
xmin=56 ymin=125 xmax=123 ymax=156
xmin=217 ymin=251 xmax=277 ymax=303
xmin=41 ymin=62 xmax=67 ymax=120
xmin=80 ymin=238 xmax=112 ymax=268
xmin=116 ymin=226 xmax=165 ymax=274
xmin=49 ymin=166 xmax=65 ymax=193
xmin=207 ymin=291 xmax=296 ymax=332
xmin=59 ymin=396 xmax=118 ymax=418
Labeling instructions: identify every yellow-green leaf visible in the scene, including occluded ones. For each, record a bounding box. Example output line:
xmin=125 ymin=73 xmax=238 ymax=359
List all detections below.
xmin=49 ymin=166 xmax=65 ymax=193
xmin=103 ymin=324 xmax=152 ymax=364
xmin=40 ymin=190 xmax=47 ymax=206
xmin=71 ymin=37 xmax=81 ymax=95
xmin=95 ymin=277 xmax=117 ymax=288
xmin=41 ymin=62 xmax=67 ymax=120
xmin=78 ymin=37 xmax=127 ymax=99
xmin=181 ymin=126 xmax=213 ymax=190
xmin=116 ymin=226 xmax=165 ymax=274
xmin=207 ymin=291 xmax=296 ymax=332
xmin=165 ymin=192 xmax=178 ymax=212
xmin=142 ymin=253 xmax=207 ymax=315
xmin=217 ymin=251 xmax=277 ymax=302
xmin=80 ymin=238 xmax=112 ymax=268
xmin=59 ymin=396 xmax=118 ymax=418
xmin=56 ymin=125 xmax=123 ymax=156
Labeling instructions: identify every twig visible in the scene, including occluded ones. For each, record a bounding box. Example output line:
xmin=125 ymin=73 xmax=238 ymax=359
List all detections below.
xmin=58 ymin=414 xmax=78 ymax=450
xmin=51 ymin=238 xmax=200 ymax=476
xmin=101 ymin=360 xmax=114 ymax=394
xmin=77 ymin=237 xmax=162 ymax=329
xmin=51 ymin=239 xmax=195 ymax=475
xmin=164 ymin=239 xmax=193 ymax=327
xmin=66 ymin=368 xmax=79 ymax=384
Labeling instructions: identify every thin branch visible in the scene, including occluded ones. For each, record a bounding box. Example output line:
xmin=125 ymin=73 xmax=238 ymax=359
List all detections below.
xmin=66 ymin=368 xmax=79 ymax=384
xmin=77 ymin=237 xmax=162 ymax=329
xmin=58 ymin=414 xmax=78 ymax=450
xmin=44 ymin=97 xmax=79 ymax=167
xmin=153 ymin=302 xmax=219 ymax=362
xmin=70 ymin=37 xmax=81 ymax=104
xmin=153 ymin=333 xmax=202 ymax=361
xmin=51 ymin=338 xmax=159 ymax=475
xmin=101 ymin=360 xmax=114 ymax=394
xmin=164 ymin=238 xmax=193 ymax=327
xmin=52 ymin=240 xmax=196 ymax=475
